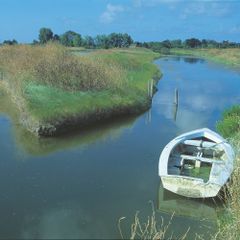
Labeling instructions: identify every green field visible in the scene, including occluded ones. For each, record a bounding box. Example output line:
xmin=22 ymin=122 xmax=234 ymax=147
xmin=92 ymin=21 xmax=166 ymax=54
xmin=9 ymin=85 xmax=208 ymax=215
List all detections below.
xmin=171 ymin=48 xmax=240 ymax=67
xmin=0 ymin=44 xmax=161 ymax=135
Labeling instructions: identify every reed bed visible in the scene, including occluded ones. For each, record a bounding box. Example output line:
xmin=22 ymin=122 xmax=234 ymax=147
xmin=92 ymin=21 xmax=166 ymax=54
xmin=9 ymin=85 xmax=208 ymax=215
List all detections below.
xmin=0 ymin=43 xmax=125 ymax=93
xmin=0 ymin=44 xmax=160 ymax=129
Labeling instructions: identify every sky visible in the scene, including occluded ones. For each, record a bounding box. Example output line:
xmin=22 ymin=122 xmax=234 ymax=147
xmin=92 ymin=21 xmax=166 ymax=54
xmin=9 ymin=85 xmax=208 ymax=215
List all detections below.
xmin=0 ymin=0 xmax=240 ymax=43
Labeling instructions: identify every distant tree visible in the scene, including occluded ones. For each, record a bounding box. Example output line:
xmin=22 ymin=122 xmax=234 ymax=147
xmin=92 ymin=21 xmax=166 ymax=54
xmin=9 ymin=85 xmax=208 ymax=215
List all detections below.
xmin=3 ymin=39 xmax=18 ymax=45
xmin=60 ymin=31 xmax=82 ymax=47
xmin=53 ymin=34 xmax=60 ymax=42
xmin=95 ymin=34 xmax=110 ymax=48
xmin=32 ymin=39 xmax=39 ymax=45
xmin=161 ymin=40 xmax=172 ymax=49
xmin=201 ymin=39 xmax=208 ymax=48
xmin=185 ymin=38 xmax=201 ymax=48
xmin=39 ymin=28 xmax=53 ymax=44
xmin=83 ymin=36 xmax=95 ymax=48
xmin=170 ymin=39 xmax=182 ymax=48
xmin=72 ymin=34 xmax=82 ymax=47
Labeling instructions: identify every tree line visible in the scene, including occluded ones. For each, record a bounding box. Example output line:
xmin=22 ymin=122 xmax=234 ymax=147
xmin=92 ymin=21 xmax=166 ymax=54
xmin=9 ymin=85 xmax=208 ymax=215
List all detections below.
xmin=1 ymin=27 xmax=240 ymax=51
xmin=136 ymin=38 xmax=240 ymax=54
xmin=34 ymin=27 xmax=133 ymax=48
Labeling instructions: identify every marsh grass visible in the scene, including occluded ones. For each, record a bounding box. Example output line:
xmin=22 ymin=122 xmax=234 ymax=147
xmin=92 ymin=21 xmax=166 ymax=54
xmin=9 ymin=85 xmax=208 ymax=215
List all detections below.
xmin=171 ymin=48 xmax=240 ymax=67
xmin=215 ymin=105 xmax=240 ymax=240
xmin=0 ymin=44 xmax=160 ymax=123
xmin=0 ymin=43 xmax=125 ymax=92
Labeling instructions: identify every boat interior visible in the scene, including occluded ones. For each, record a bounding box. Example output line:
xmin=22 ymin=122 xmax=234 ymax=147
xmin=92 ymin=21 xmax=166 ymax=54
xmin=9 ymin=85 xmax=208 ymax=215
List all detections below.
xmin=168 ymin=137 xmax=226 ymax=182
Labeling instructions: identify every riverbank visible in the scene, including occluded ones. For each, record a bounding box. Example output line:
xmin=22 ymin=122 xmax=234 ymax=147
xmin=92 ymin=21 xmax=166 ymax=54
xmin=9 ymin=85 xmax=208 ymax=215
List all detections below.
xmin=216 ymin=106 xmax=240 ymax=239
xmin=171 ymin=47 xmax=240 ymax=239
xmin=171 ymin=48 xmax=240 ymax=67
xmin=0 ymin=44 xmax=161 ymax=136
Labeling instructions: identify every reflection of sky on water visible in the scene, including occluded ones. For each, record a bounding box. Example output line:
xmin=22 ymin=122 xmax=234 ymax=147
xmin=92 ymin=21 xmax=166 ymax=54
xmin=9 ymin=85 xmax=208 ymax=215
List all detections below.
xmin=153 ymin=57 xmax=240 ymax=132
xmin=0 ymin=56 xmax=240 ymax=239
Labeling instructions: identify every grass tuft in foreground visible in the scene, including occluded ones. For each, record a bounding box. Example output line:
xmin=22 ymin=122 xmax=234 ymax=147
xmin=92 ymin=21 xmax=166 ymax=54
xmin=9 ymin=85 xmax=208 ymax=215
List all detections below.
xmin=119 ymin=202 xmax=188 ymax=240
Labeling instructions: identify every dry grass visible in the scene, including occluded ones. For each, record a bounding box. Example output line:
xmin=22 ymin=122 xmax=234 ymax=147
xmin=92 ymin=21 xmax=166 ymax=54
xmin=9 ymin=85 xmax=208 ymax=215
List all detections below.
xmin=119 ymin=202 xmax=189 ymax=240
xmin=0 ymin=43 xmax=125 ymax=92
xmin=214 ymin=134 xmax=240 ymax=240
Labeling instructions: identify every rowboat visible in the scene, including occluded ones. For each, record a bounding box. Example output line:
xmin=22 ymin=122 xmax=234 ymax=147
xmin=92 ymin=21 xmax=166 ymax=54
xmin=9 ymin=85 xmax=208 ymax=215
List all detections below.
xmin=158 ymin=128 xmax=234 ymax=198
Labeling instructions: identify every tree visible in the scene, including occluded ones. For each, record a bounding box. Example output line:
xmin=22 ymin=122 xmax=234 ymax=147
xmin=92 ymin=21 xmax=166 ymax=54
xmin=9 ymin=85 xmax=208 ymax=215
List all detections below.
xmin=185 ymin=38 xmax=201 ymax=48
xmin=53 ymin=34 xmax=60 ymax=42
xmin=95 ymin=35 xmax=110 ymax=48
xmin=161 ymin=40 xmax=172 ymax=49
xmin=39 ymin=28 xmax=53 ymax=44
xmin=60 ymin=31 xmax=82 ymax=47
xmin=83 ymin=36 xmax=95 ymax=48
xmin=72 ymin=34 xmax=82 ymax=47
xmin=170 ymin=39 xmax=182 ymax=48
xmin=3 ymin=39 xmax=18 ymax=45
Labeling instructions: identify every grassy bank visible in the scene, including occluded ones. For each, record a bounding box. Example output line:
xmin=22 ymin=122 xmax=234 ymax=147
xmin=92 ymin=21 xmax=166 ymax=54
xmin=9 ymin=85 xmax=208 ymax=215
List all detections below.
xmin=216 ymin=106 xmax=240 ymax=239
xmin=171 ymin=48 xmax=240 ymax=67
xmin=0 ymin=44 xmax=160 ymax=136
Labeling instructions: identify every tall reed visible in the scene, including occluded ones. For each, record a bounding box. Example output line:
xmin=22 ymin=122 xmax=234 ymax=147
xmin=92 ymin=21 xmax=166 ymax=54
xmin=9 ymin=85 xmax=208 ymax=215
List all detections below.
xmin=0 ymin=43 xmax=126 ymax=93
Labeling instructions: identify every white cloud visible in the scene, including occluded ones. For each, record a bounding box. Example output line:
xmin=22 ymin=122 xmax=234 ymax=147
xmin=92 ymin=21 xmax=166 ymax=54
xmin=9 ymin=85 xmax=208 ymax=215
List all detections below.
xmin=180 ymin=1 xmax=231 ymax=19
xmin=100 ymin=4 xmax=124 ymax=24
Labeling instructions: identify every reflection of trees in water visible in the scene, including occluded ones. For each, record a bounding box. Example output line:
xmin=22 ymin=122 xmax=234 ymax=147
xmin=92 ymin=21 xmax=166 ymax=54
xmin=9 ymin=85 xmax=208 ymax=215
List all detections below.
xmin=183 ymin=58 xmax=205 ymax=64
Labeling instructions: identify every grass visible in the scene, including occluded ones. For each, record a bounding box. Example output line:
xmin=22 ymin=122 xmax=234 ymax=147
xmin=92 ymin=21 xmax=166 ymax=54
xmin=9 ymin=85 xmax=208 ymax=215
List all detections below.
xmin=119 ymin=202 xmax=188 ymax=240
xmin=0 ymin=44 xmax=160 ymax=134
xmin=171 ymin=48 xmax=240 ymax=67
xmin=216 ymin=105 xmax=240 ymax=239
xmin=216 ymin=105 xmax=240 ymax=138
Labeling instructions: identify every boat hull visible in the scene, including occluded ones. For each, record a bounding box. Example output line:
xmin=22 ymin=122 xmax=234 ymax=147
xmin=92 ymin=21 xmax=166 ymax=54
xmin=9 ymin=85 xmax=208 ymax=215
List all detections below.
xmin=159 ymin=128 xmax=234 ymax=198
xmin=161 ymin=176 xmax=221 ymax=198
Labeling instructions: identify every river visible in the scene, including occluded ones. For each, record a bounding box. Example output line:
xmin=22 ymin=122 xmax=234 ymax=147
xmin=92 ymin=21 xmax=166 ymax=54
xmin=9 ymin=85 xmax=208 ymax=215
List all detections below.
xmin=0 ymin=56 xmax=240 ymax=239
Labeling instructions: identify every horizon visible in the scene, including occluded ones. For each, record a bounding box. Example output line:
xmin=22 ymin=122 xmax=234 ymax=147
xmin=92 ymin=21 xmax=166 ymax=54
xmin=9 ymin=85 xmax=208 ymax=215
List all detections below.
xmin=0 ymin=0 xmax=240 ymax=43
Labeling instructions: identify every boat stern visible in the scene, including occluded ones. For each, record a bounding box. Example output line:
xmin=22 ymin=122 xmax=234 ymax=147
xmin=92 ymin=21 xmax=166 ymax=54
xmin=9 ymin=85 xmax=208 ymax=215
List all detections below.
xmin=161 ymin=176 xmax=221 ymax=198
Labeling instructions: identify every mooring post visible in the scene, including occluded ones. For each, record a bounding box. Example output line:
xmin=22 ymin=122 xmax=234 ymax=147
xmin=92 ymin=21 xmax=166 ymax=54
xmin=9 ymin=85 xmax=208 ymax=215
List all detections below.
xmin=150 ymin=79 xmax=153 ymax=98
xmin=0 ymin=71 xmax=3 ymax=81
xmin=174 ymin=88 xmax=179 ymax=105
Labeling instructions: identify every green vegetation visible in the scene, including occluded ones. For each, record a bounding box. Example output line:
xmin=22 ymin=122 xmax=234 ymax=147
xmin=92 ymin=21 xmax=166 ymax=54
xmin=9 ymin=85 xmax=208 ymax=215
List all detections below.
xmin=217 ymin=106 xmax=240 ymax=138
xmin=170 ymin=48 xmax=240 ymax=67
xmin=136 ymin=38 xmax=240 ymax=54
xmin=32 ymin=27 xmax=133 ymax=49
xmin=0 ymin=44 xmax=160 ymax=135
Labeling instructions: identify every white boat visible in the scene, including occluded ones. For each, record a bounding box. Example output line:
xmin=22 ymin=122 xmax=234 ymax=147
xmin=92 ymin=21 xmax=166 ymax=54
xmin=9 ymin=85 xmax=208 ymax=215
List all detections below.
xmin=158 ymin=128 xmax=234 ymax=198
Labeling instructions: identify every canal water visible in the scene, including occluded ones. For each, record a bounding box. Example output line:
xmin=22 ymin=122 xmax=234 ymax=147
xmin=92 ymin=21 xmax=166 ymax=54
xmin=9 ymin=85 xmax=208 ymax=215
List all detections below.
xmin=0 ymin=56 xmax=240 ymax=239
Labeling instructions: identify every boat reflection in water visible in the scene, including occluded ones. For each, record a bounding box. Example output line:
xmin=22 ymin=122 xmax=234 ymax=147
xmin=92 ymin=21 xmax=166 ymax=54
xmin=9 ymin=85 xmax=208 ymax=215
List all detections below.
xmin=157 ymin=182 xmax=223 ymax=221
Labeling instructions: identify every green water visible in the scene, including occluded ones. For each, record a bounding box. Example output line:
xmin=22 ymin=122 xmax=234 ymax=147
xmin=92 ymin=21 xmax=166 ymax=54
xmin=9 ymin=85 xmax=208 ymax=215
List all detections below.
xmin=0 ymin=56 xmax=240 ymax=239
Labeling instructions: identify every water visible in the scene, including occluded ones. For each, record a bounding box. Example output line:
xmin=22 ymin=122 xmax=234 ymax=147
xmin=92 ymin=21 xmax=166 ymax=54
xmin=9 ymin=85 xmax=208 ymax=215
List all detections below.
xmin=0 ymin=56 xmax=240 ymax=239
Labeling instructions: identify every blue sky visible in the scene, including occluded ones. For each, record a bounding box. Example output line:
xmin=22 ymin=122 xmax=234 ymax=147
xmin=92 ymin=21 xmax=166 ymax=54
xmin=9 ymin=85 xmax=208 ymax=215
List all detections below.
xmin=0 ymin=0 xmax=240 ymax=43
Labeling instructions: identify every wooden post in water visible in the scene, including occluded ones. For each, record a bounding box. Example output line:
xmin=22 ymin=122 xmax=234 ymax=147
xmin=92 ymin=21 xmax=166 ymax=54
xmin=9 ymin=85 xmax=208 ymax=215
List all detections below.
xmin=150 ymin=79 xmax=153 ymax=98
xmin=148 ymin=79 xmax=154 ymax=98
xmin=174 ymin=88 xmax=179 ymax=105
xmin=0 ymin=71 xmax=3 ymax=81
